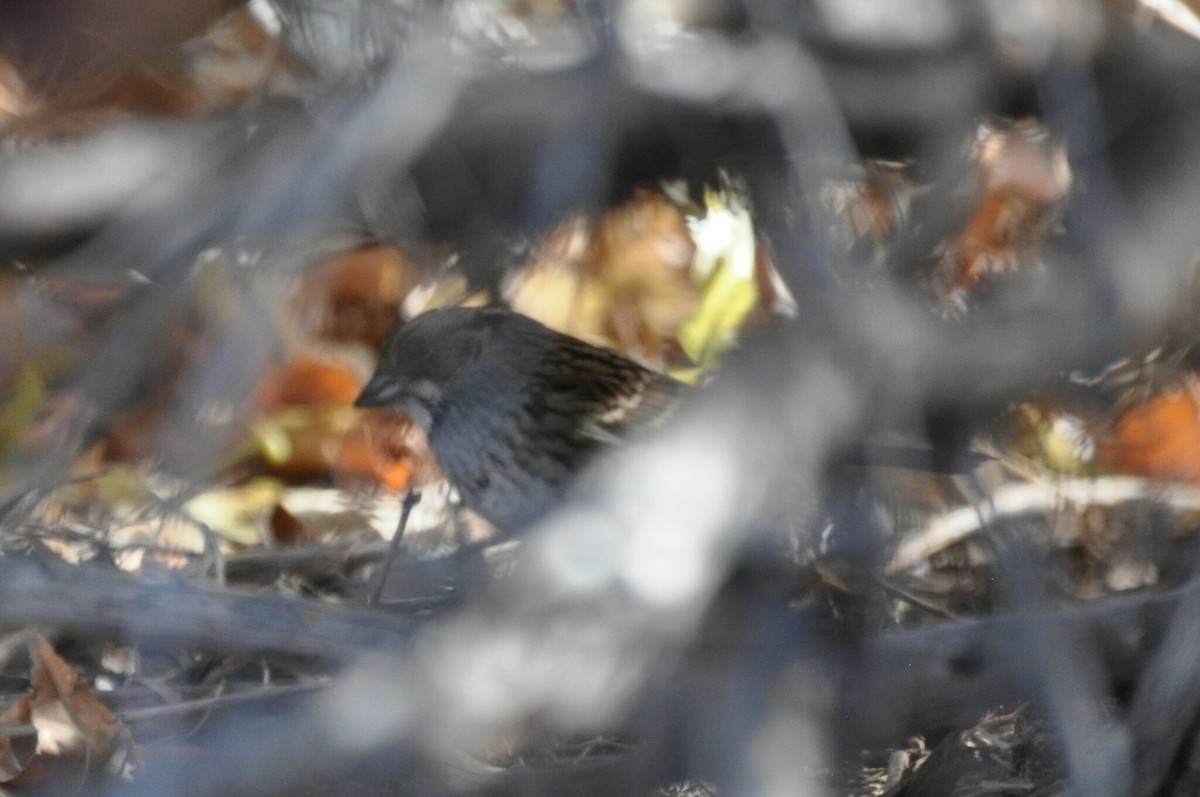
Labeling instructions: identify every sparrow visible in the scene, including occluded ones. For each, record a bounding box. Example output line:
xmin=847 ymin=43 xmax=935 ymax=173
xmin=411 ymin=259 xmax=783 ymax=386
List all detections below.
xmin=355 ymin=306 xmax=685 ymax=531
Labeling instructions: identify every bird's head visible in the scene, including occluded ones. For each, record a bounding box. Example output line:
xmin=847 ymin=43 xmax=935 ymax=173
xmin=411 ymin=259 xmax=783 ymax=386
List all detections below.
xmin=354 ymin=306 xmax=531 ymax=430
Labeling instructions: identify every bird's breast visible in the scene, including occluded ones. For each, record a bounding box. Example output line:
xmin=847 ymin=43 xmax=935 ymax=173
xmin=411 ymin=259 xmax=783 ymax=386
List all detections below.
xmin=429 ymin=394 xmax=567 ymax=531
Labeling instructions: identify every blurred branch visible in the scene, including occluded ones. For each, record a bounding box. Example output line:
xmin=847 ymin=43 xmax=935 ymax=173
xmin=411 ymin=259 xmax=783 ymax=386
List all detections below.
xmin=0 ymin=551 xmax=411 ymax=662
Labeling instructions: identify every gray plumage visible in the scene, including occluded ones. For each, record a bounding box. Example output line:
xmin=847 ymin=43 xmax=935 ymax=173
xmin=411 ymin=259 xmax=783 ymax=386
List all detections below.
xmin=356 ymin=306 xmax=684 ymax=530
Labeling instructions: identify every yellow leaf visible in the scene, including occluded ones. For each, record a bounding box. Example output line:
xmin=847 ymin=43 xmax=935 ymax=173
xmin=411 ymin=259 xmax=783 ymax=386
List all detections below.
xmin=677 ymin=180 xmax=758 ymax=371
xmin=0 ymin=365 xmax=44 ymax=449
xmin=183 ymin=477 xmax=284 ymax=546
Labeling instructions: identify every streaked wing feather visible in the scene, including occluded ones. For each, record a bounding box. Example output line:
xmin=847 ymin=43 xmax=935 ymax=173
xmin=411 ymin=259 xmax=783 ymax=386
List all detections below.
xmin=531 ymin=335 xmax=686 ymax=444
xmin=579 ymin=369 xmax=683 ymax=443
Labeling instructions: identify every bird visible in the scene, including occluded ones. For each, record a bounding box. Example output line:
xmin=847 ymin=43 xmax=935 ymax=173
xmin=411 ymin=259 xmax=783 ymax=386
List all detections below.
xmin=355 ymin=306 xmax=686 ymax=531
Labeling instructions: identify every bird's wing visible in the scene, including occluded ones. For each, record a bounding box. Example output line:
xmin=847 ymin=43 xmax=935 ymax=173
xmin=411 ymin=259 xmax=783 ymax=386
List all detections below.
xmin=530 ymin=336 xmax=686 ymax=445
xmin=577 ymin=368 xmax=685 ymax=444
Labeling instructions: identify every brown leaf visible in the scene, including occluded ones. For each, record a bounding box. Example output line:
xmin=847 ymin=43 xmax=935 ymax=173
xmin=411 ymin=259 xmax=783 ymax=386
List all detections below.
xmin=931 ymin=120 xmax=1071 ymax=306
xmin=0 ymin=696 xmax=35 ymax=783
xmin=26 ymin=635 xmax=137 ymax=783
xmin=820 ymin=160 xmax=916 ymax=249
xmin=298 ymin=246 xmax=415 ymax=348
xmin=268 ymin=501 xmax=313 ymax=547
xmin=0 ymin=4 xmax=288 ymax=130
xmin=509 ymin=191 xmax=700 ymax=363
xmin=2 ymin=2 xmax=192 ymax=118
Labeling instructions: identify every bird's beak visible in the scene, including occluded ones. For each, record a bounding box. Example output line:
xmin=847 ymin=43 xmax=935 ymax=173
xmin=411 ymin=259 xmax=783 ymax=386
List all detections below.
xmin=354 ymin=372 xmax=404 ymax=407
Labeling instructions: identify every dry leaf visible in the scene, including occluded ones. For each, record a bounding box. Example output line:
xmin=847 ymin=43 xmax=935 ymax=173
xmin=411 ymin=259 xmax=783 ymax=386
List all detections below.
xmin=338 ymin=409 xmax=443 ymax=491
xmin=585 ymin=190 xmax=698 ymax=356
xmin=184 ymin=477 xmax=284 ymax=546
xmin=297 ymin=245 xmax=415 ymax=348
xmin=509 ymin=191 xmax=700 ymax=362
xmin=109 ymin=514 xmax=206 ymax=572
xmin=931 ymin=120 xmax=1071 ymax=307
xmin=1007 ymin=402 xmax=1100 ymax=476
xmin=268 ymin=501 xmax=312 ymax=547
xmin=677 ymin=182 xmax=758 ymax=375
xmin=0 ymin=696 xmax=35 ymax=783
xmin=0 ymin=4 xmax=287 ymax=130
xmin=257 ymin=356 xmax=364 ymax=410
xmin=820 ymin=160 xmax=918 ymax=256
xmin=26 ymin=636 xmax=137 ymax=784
xmin=1100 ymin=378 xmax=1200 ymax=484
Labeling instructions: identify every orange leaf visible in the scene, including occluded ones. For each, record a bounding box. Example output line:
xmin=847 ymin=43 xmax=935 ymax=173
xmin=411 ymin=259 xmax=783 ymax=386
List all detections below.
xmin=337 ymin=410 xmax=445 ymax=491
xmin=1101 ymin=383 xmax=1200 ymax=485
xmin=337 ymin=432 xmax=413 ymax=491
xmin=257 ymin=357 xmax=362 ymax=410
